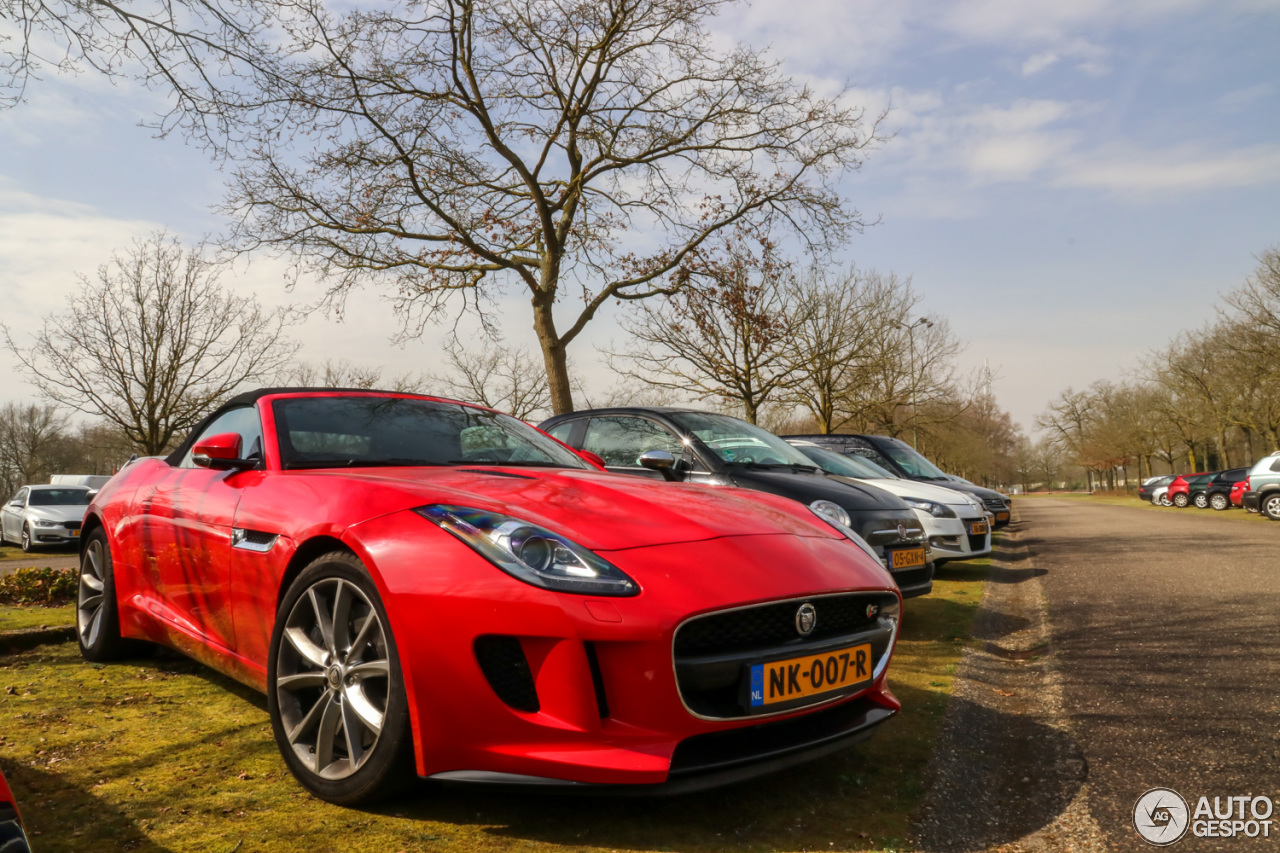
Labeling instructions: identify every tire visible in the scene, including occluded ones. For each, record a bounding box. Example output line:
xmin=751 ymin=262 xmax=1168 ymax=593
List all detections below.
xmin=1173 ymin=493 xmax=1189 ymax=508
xmin=268 ymin=552 xmax=414 ymax=805
xmin=20 ymin=525 xmax=33 ymax=553
xmin=1263 ymin=494 xmax=1280 ymax=522
xmin=77 ymin=528 xmax=150 ymax=661
xmin=1159 ymin=494 xmax=1172 ymax=507
xmin=1210 ymin=493 xmax=1230 ymax=511
xmin=1193 ymin=493 xmax=1209 ymax=509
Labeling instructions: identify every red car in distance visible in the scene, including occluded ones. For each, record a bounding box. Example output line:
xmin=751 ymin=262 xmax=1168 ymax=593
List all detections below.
xmin=1234 ymin=477 xmax=1250 ymax=509
xmin=78 ymin=389 xmax=902 ymax=804
xmin=1166 ymin=473 xmax=1209 ymax=507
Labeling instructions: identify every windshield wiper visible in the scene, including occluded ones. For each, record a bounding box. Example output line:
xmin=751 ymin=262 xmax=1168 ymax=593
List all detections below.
xmin=727 ymin=461 xmax=820 ymax=473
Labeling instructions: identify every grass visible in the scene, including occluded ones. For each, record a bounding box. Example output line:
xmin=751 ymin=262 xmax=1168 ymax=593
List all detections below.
xmin=0 ymin=556 xmax=992 ymax=853
xmin=0 ymin=544 xmax=78 ymax=562
xmin=0 ymin=603 xmax=75 ymax=632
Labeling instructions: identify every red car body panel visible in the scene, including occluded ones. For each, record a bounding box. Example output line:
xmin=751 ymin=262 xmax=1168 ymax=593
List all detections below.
xmin=85 ymin=390 xmax=901 ymax=787
xmin=1232 ymin=477 xmax=1249 ymax=507
xmin=1165 ymin=474 xmax=1206 ymax=503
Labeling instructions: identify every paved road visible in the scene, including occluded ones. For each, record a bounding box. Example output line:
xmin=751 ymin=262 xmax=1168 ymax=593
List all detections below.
xmin=1024 ymin=498 xmax=1280 ymax=852
xmin=0 ymin=547 xmax=78 ymax=575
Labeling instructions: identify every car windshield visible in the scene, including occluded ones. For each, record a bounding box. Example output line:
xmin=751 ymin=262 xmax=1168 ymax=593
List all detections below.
xmin=28 ymin=488 xmax=91 ymax=506
xmin=668 ymin=412 xmax=817 ymax=469
xmin=272 ymin=396 xmax=589 ymax=470
xmin=791 ymin=444 xmax=898 ymax=479
xmin=875 ymin=437 xmax=951 ymax=479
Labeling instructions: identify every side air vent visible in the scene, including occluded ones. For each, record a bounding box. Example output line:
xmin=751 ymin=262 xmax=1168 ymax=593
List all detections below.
xmin=474 ymin=635 xmax=540 ymax=712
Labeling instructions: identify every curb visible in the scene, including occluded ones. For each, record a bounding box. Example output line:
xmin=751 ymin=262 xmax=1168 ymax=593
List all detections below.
xmin=0 ymin=625 xmax=77 ymax=654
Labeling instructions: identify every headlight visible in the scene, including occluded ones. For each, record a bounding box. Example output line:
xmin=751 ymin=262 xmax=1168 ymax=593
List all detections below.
xmin=807 ymin=504 xmax=882 ymax=565
xmin=415 ymin=505 xmax=639 ymax=597
xmin=809 ymin=499 xmax=851 ymax=528
xmin=33 ymin=519 xmax=62 ymax=528
xmin=904 ymin=499 xmax=956 ymax=519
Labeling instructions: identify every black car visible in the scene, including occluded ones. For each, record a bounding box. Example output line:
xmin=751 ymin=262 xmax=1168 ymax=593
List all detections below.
xmin=782 ymin=434 xmax=1013 ymax=526
xmin=1202 ymin=467 xmax=1249 ymax=510
xmin=540 ymin=408 xmax=935 ymax=598
xmin=1137 ymin=474 xmax=1176 ymax=503
xmin=1184 ymin=472 xmax=1218 ymax=508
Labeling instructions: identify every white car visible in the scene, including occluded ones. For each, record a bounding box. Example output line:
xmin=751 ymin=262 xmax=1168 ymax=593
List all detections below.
xmin=788 ymin=441 xmax=992 ymax=564
xmin=0 ymin=485 xmax=91 ymax=552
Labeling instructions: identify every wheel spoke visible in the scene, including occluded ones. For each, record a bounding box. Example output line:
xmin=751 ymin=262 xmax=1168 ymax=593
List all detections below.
xmin=80 ymin=572 xmax=103 ymax=593
xmin=331 ymin=579 xmax=353 ymax=652
xmin=344 ymin=614 xmax=376 ymax=665
xmin=86 ymin=542 xmax=101 ymax=577
xmin=309 ymin=587 xmax=338 ymax=657
xmin=286 ymin=688 xmax=331 ymax=745
xmin=276 ymin=671 xmax=327 ymax=691
xmin=85 ymin=607 xmax=103 ymax=648
xmin=285 ymin=627 xmax=327 ymax=670
xmin=313 ymin=694 xmax=342 ymax=772
xmin=342 ymin=684 xmax=384 ymax=735
xmin=347 ymin=659 xmax=389 ymax=679
xmin=340 ymin=699 xmax=365 ymax=769
xmin=80 ymin=593 xmax=103 ymax=613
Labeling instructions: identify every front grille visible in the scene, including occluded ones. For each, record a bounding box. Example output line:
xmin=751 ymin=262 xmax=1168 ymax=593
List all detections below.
xmin=983 ymin=498 xmax=1008 ymax=511
xmin=674 ymin=593 xmax=887 ymax=657
xmin=967 ymin=532 xmax=986 ymax=552
xmin=64 ymin=521 xmax=82 ymax=531
xmin=673 ymin=593 xmax=898 ymax=720
xmin=474 ymin=635 xmax=539 ymax=713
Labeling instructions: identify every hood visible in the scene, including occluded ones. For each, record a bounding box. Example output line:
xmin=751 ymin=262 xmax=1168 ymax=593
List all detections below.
xmin=838 ymin=476 xmax=983 ymax=509
xmin=723 ymin=467 xmax=911 ymax=512
xmin=307 ymin=466 xmax=844 ymax=551
xmin=916 ymin=477 xmax=1007 ymax=502
xmin=25 ymin=505 xmax=88 ymax=523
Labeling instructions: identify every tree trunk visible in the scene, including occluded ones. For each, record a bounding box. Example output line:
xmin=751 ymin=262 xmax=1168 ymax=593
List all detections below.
xmin=532 ymin=298 xmax=575 ymax=415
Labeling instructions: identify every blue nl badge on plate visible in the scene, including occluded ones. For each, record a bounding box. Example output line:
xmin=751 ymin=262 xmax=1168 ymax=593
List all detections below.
xmin=749 ymin=664 xmax=764 ymax=707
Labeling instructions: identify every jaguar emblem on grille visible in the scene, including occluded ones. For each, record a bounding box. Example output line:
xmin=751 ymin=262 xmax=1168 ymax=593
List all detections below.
xmin=795 ymin=602 xmax=817 ymax=637
xmin=866 ymin=604 xmax=879 ymax=619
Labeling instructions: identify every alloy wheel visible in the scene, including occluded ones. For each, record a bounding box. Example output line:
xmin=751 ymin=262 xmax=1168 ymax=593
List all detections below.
xmin=77 ymin=537 xmax=107 ymax=648
xmin=1173 ymin=493 xmax=1189 ymax=507
xmin=275 ymin=577 xmax=391 ymax=781
xmin=20 ymin=526 xmax=31 ymax=552
xmin=1211 ymin=494 xmax=1229 ymax=511
xmin=1264 ymin=495 xmax=1280 ymax=521
xmin=1193 ymin=493 xmax=1209 ymax=509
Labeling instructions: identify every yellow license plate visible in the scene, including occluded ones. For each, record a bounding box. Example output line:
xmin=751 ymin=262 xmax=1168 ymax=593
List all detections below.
xmin=749 ymin=644 xmax=873 ymax=708
xmin=889 ymin=547 xmax=927 ymax=569
xmin=71 ymin=529 xmax=81 ymax=537
xmin=995 ymin=512 xmax=1010 ymax=522
xmin=970 ymin=519 xmax=990 ymax=535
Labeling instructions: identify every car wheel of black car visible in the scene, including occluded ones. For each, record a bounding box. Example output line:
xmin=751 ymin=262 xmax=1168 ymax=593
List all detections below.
xmin=78 ymin=528 xmax=150 ymax=662
xmin=1193 ymin=493 xmax=1209 ymax=509
xmin=1210 ymin=493 xmax=1230 ymax=511
xmin=1173 ymin=493 xmax=1190 ymax=508
xmin=1263 ymin=494 xmax=1280 ymax=522
xmin=268 ymin=552 xmax=414 ymax=806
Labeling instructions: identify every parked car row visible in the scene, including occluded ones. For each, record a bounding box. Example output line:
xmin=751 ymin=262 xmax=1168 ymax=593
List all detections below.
xmin=1139 ymin=451 xmax=1280 ymax=520
xmin=35 ymin=388 xmax=1012 ymax=807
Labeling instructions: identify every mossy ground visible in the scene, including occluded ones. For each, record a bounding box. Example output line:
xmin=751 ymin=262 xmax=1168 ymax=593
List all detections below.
xmin=1018 ymin=491 xmax=1274 ymax=524
xmin=0 ymin=603 xmax=75 ymax=632
xmin=0 ymin=554 xmax=991 ymax=853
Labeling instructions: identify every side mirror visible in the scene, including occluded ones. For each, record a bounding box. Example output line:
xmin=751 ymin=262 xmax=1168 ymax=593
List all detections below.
xmin=638 ymin=449 xmax=679 ymax=482
xmin=192 ymin=433 xmax=256 ymax=471
xmin=578 ymin=450 xmax=607 ymax=469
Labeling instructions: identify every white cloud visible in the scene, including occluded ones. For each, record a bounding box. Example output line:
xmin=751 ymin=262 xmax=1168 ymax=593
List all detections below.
xmin=1055 ymin=144 xmax=1280 ymax=192
xmin=1022 ymin=53 xmax=1061 ymax=75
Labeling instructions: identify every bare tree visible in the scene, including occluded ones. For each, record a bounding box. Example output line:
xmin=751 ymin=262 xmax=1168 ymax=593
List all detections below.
xmin=609 ymin=233 xmax=802 ymax=424
xmin=0 ymin=402 xmax=69 ymax=494
xmin=426 ymin=342 xmax=552 ymax=421
xmin=279 ymin=358 xmax=425 ymax=393
xmin=209 ymin=0 xmax=883 ymax=414
xmin=4 ymin=232 xmax=298 ymax=454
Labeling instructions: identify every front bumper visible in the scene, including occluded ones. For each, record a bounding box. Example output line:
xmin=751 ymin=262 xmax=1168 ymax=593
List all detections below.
xmin=927 ymin=514 xmax=992 ymax=561
xmin=28 ymin=522 xmax=82 ymax=546
xmin=357 ymin=520 xmax=902 ymax=788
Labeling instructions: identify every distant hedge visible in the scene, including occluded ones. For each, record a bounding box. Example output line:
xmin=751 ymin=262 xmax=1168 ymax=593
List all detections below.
xmin=0 ymin=567 xmax=77 ymax=606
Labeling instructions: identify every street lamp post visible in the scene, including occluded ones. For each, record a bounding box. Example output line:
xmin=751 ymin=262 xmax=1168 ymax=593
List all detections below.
xmin=898 ymin=317 xmax=933 ymax=449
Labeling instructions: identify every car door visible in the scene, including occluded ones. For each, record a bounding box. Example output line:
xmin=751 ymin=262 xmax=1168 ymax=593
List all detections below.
xmin=1 ymin=488 xmax=27 ymax=543
xmin=139 ymin=406 xmax=265 ymax=653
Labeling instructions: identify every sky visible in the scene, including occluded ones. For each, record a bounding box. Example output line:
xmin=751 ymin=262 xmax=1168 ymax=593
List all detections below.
xmin=1 ymin=0 xmax=1278 ymax=435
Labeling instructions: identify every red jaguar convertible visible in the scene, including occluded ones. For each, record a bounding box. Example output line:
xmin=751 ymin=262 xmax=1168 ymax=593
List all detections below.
xmin=78 ymin=389 xmax=901 ymax=804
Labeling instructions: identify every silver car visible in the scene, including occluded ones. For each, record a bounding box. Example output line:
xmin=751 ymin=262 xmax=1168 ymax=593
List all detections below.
xmin=0 ymin=485 xmax=91 ymax=552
